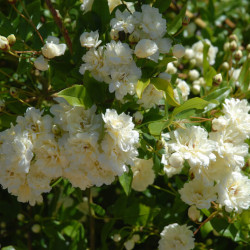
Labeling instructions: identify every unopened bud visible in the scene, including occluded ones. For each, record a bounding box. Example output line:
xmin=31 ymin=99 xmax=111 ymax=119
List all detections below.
xmin=173 ymin=44 xmax=185 ymax=58
xmin=132 ymin=234 xmax=140 ymax=243
xmin=124 ymin=239 xmax=135 ymax=250
xmin=182 ymin=16 xmax=190 ymax=26
xmin=17 ymin=213 xmax=25 ymax=221
xmin=52 ymin=124 xmax=61 ymax=135
xmin=128 ymin=31 xmax=140 ymax=43
xmin=213 ymin=73 xmax=222 ymax=85
xmin=190 ymin=58 xmax=196 ymax=67
xmin=113 ymin=234 xmax=121 ymax=242
xmin=0 ymin=99 xmax=5 ymax=112
xmin=0 ymin=222 xmax=6 ymax=228
xmin=223 ymin=42 xmax=230 ymax=52
xmin=229 ymin=40 xmax=237 ymax=51
xmin=229 ymin=34 xmax=237 ymax=41
xmin=133 ymin=111 xmax=143 ymax=124
xmin=0 ymin=36 xmax=10 ymax=50
xmin=188 ymin=205 xmax=200 ymax=221
xmin=247 ymin=44 xmax=250 ymax=52
xmin=31 ymin=224 xmax=41 ymax=234
xmin=34 ymin=214 xmax=41 ymax=221
xmin=7 ymin=34 xmax=16 ymax=45
xmin=234 ymin=50 xmax=242 ymax=60
xmin=10 ymin=87 xmax=18 ymax=97
xmin=110 ymin=29 xmax=119 ymax=40
xmin=222 ymin=62 xmax=229 ymax=70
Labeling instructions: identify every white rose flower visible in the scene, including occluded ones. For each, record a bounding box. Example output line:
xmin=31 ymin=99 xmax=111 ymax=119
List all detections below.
xmin=34 ymin=55 xmax=49 ymax=71
xmin=217 ymin=171 xmax=250 ymax=213
xmin=104 ymin=40 xmax=133 ymax=65
xmin=156 ymin=38 xmax=172 ymax=54
xmin=134 ymin=39 xmax=158 ymax=58
xmin=173 ymin=44 xmax=185 ymax=58
xmin=169 ymin=152 xmax=184 ymax=168
xmin=108 ymin=62 xmax=141 ymax=100
xmin=41 ymin=36 xmax=66 ymax=59
xmin=137 ymin=84 xmax=164 ymax=109
xmin=110 ymin=9 xmax=135 ymax=34
xmin=184 ymin=48 xmax=194 ymax=59
xmin=140 ymin=5 xmax=166 ymax=39
xmin=80 ymin=31 xmax=102 ymax=48
xmin=167 ymin=126 xmax=216 ymax=168
xmin=159 ymin=223 xmax=195 ymax=250
xmin=174 ymin=79 xmax=190 ymax=102
xmin=179 ymin=177 xmax=218 ymax=209
xmin=131 ymin=158 xmax=155 ymax=192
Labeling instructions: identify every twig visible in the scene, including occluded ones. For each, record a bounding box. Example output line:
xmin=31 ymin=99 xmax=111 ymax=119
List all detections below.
xmin=194 ymin=211 xmax=218 ymax=235
xmin=87 ymin=189 xmax=95 ymax=250
xmin=12 ymin=4 xmax=44 ymax=44
xmin=45 ymin=0 xmax=73 ymax=54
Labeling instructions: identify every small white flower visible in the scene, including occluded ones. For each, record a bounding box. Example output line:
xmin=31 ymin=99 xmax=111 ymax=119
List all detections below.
xmin=159 ymin=223 xmax=195 ymax=250
xmin=173 ymin=44 xmax=185 ymax=58
xmin=167 ymin=126 xmax=216 ymax=168
xmin=134 ymin=39 xmax=158 ymax=58
xmin=156 ymin=38 xmax=172 ymax=54
xmin=34 ymin=55 xmax=49 ymax=71
xmin=179 ymin=177 xmax=217 ymax=209
xmin=131 ymin=158 xmax=155 ymax=192
xmin=41 ymin=36 xmax=66 ymax=59
xmin=80 ymin=31 xmax=102 ymax=48
xmin=110 ymin=9 xmax=135 ymax=34
xmin=133 ymin=111 xmax=143 ymax=123
xmin=169 ymin=152 xmax=184 ymax=168
xmin=217 ymin=171 xmax=250 ymax=213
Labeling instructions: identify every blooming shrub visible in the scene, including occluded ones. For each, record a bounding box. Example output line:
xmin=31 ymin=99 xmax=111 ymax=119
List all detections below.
xmin=0 ymin=0 xmax=249 ymax=249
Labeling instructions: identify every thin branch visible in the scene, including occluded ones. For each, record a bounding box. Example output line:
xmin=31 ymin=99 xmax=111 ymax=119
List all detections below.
xmin=12 ymin=4 xmax=44 ymax=44
xmin=193 ymin=211 xmax=219 ymax=235
xmin=87 ymin=189 xmax=95 ymax=250
xmin=45 ymin=0 xmax=73 ymax=54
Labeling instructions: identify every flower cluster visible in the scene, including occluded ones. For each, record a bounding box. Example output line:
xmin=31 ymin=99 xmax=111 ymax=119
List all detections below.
xmin=161 ymin=98 xmax=250 ymax=213
xmin=79 ymin=4 xmax=182 ymax=104
xmin=0 ymin=99 xmax=139 ymax=205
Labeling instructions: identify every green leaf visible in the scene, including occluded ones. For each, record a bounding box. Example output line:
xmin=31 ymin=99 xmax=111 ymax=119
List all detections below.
xmin=203 ymin=42 xmax=217 ymax=86
xmin=118 ymin=168 xmax=133 ymax=196
xmin=1 ymin=246 xmax=16 ymax=250
xmin=200 ymin=221 xmax=213 ymax=238
xmin=203 ymin=86 xmax=231 ymax=112
xmin=238 ymin=59 xmax=250 ymax=92
xmin=168 ymin=4 xmax=187 ymax=35
xmin=136 ymin=79 xmax=150 ymax=98
xmin=153 ymin=0 xmax=171 ymax=13
xmin=172 ymin=97 xmax=208 ymax=116
xmin=148 ymin=120 xmax=169 ymax=136
xmin=17 ymin=57 xmax=32 ymax=75
xmin=90 ymin=203 xmax=106 ymax=216
xmin=151 ymin=78 xmax=180 ymax=107
xmin=57 ymin=85 xmax=93 ymax=108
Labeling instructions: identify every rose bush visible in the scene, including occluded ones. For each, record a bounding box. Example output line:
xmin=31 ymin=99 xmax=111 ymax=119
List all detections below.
xmin=0 ymin=0 xmax=249 ymax=249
